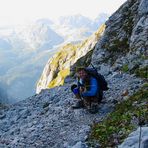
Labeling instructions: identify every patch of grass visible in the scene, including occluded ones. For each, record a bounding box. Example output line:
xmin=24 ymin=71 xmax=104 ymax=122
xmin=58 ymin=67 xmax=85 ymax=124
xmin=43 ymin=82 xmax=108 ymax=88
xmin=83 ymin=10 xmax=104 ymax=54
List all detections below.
xmin=130 ymin=66 xmax=148 ymax=79
xmin=108 ymin=38 xmax=129 ymax=53
xmin=135 ymin=66 xmax=148 ymax=79
xmin=140 ymin=55 xmax=148 ymax=60
xmin=0 ymin=103 xmax=8 ymax=110
xmin=121 ymin=64 xmax=129 ymax=72
xmin=88 ymin=85 xmax=148 ymax=147
xmin=101 ymin=38 xmax=130 ymax=65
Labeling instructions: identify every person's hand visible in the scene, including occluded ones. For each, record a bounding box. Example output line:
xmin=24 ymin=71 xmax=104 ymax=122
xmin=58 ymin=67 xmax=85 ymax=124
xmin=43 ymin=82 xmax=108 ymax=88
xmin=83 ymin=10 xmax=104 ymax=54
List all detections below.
xmin=80 ymin=86 xmax=85 ymax=93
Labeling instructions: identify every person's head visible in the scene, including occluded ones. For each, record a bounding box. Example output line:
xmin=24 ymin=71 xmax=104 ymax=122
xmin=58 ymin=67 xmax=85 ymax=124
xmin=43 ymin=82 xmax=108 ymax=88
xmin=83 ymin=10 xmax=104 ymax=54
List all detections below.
xmin=76 ymin=67 xmax=88 ymax=79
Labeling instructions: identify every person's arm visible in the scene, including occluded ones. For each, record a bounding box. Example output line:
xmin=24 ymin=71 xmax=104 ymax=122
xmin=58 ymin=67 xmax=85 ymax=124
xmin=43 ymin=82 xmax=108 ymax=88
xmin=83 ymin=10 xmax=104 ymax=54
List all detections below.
xmin=82 ymin=78 xmax=99 ymax=97
xmin=77 ymin=78 xmax=84 ymax=87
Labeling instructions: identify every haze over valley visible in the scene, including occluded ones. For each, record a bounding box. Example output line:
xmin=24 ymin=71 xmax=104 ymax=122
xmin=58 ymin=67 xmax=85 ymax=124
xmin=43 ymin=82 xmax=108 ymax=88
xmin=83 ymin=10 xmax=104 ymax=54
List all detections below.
xmin=0 ymin=14 xmax=108 ymax=103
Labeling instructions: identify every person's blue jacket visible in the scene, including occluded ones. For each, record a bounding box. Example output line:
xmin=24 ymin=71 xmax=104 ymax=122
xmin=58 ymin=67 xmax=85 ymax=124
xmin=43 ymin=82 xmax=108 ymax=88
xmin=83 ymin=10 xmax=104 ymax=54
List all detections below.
xmin=78 ymin=77 xmax=99 ymax=97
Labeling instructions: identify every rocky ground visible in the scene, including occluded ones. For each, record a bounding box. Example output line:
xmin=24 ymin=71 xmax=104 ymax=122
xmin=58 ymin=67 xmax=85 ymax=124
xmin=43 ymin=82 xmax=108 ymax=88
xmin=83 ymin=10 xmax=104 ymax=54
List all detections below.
xmin=0 ymin=68 xmax=143 ymax=148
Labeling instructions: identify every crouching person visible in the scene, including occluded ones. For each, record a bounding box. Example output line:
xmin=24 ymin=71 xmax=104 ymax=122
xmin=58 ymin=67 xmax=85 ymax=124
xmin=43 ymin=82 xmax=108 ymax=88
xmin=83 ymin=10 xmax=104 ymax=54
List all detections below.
xmin=71 ymin=67 xmax=100 ymax=114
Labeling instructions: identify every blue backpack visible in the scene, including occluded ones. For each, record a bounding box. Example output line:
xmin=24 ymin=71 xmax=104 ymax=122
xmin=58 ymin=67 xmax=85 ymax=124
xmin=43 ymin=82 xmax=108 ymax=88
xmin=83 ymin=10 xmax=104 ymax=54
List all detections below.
xmin=85 ymin=67 xmax=109 ymax=91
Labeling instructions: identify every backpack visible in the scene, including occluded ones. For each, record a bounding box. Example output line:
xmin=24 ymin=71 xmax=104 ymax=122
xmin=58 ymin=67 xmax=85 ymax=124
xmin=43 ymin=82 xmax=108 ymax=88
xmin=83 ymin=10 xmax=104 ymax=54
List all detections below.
xmin=85 ymin=68 xmax=109 ymax=91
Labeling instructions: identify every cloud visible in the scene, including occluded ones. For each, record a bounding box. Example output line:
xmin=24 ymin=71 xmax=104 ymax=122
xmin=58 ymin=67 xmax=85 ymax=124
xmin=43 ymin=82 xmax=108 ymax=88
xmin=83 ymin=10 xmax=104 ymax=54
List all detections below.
xmin=0 ymin=0 xmax=126 ymax=26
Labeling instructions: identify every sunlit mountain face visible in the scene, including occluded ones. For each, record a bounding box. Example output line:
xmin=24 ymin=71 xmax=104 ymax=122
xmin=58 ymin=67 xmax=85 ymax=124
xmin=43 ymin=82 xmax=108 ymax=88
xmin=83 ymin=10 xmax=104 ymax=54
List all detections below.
xmin=0 ymin=13 xmax=108 ymax=104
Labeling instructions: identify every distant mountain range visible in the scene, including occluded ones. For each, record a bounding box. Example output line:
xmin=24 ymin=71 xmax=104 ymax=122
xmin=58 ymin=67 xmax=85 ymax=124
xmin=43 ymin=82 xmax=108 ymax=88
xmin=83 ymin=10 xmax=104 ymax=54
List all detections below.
xmin=0 ymin=13 xmax=109 ymax=103
xmin=57 ymin=13 xmax=108 ymax=30
xmin=52 ymin=13 xmax=108 ymax=42
xmin=0 ymin=13 xmax=109 ymax=51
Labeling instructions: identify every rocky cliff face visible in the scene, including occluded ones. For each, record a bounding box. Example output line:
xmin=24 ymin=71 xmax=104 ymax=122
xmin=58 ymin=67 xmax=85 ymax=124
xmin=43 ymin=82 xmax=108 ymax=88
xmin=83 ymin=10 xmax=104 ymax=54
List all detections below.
xmin=0 ymin=0 xmax=147 ymax=147
xmin=92 ymin=0 xmax=148 ymax=71
xmin=89 ymin=0 xmax=148 ymax=147
xmin=36 ymin=25 xmax=105 ymax=93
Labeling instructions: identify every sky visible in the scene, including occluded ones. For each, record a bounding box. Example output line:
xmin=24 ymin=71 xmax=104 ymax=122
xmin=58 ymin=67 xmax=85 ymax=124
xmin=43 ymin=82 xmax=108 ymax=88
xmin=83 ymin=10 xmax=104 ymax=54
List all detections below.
xmin=0 ymin=0 xmax=127 ymax=26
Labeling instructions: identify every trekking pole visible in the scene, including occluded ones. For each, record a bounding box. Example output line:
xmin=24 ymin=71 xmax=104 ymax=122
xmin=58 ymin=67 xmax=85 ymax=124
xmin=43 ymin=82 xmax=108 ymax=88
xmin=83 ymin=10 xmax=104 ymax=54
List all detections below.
xmin=138 ymin=84 xmax=146 ymax=148
xmin=90 ymin=63 xmax=98 ymax=73
xmin=138 ymin=109 xmax=142 ymax=148
xmin=138 ymin=66 xmax=148 ymax=148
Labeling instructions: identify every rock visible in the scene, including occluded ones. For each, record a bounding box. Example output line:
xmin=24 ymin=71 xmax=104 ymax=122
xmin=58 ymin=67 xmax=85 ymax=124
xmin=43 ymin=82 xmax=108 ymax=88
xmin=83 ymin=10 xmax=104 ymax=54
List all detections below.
xmin=142 ymin=138 xmax=148 ymax=148
xmin=0 ymin=112 xmax=6 ymax=119
xmin=119 ymin=127 xmax=148 ymax=148
xmin=111 ymin=72 xmax=123 ymax=79
xmin=138 ymin=0 xmax=148 ymax=15
xmin=72 ymin=141 xmax=87 ymax=148
xmin=121 ymin=89 xmax=129 ymax=97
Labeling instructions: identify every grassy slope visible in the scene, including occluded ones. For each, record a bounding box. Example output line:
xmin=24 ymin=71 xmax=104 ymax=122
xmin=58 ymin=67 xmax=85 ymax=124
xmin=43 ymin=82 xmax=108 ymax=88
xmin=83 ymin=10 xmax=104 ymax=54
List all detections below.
xmin=88 ymin=83 xmax=148 ymax=147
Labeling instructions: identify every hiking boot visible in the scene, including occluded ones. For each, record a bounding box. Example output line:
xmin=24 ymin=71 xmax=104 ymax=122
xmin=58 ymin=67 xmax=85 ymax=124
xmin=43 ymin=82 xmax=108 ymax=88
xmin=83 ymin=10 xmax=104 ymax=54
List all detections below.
xmin=72 ymin=100 xmax=84 ymax=109
xmin=88 ymin=103 xmax=98 ymax=114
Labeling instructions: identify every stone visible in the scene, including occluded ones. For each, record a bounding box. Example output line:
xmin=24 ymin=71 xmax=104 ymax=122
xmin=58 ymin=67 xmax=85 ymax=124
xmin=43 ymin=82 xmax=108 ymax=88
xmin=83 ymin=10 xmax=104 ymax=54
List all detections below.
xmin=0 ymin=113 xmax=6 ymax=119
xmin=121 ymin=89 xmax=129 ymax=97
xmin=119 ymin=127 xmax=148 ymax=148
xmin=142 ymin=138 xmax=148 ymax=148
xmin=138 ymin=0 xmax=148 ymax=15
xmin=72 ymin=141 xmax=87 ymax=148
